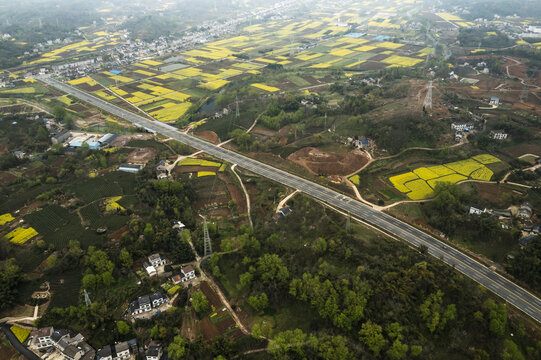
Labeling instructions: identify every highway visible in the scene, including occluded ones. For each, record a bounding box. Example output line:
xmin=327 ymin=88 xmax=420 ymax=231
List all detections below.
xmin=40 ymin=76 xmax=541 ymax=324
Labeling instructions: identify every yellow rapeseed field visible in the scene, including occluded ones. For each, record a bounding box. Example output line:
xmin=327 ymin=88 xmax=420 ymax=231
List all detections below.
xmin=6 ymin=227 xmax=38 ymax=244
xmin=0 ymin=213 xmax=15 ymax=226
xmin=405 ymin=179 xmax=434 ymax=200
xmin=251 ymin=83 xmax=280 ymax=92
xmin=389 ymin=172 xmax=419 ymax=193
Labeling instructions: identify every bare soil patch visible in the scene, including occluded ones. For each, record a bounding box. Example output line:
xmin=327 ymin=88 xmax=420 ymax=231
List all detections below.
xmin=472 ymin=183 xmax=522 ymax=205
xmin=126 ymin=147 xmax=157 ymax=164
xmin=0 ymin=171 xmax=16 ymax=183
xmin=287 ymin=147 xmax=368 ymax=175
xmin=110 ymin=134 xmax=153 ymax=147
xmin=200 ymin=317 xmax=220 ymax=341
xmin=218 ymin=173 xmax=247 ymax=214
xmin=503 ymin=144 xmax=541 ymax=157
xmin=200 ymin=281 xmax=223 ymax=309
xmin=195 ymin=131 xmax=220 ymax=144
xmin=174 ymin=165 xmax=220 ymax=174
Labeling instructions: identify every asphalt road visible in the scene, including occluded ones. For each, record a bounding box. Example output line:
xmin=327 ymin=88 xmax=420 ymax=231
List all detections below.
xmin=40 ymin=76 xmax=541 ymax=324
xmin=1 ymin=324 xmax=40 ymax=360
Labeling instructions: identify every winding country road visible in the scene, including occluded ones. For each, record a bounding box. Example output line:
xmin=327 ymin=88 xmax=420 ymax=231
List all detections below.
xmin=39 ymin=75 xmax=541 ymax=324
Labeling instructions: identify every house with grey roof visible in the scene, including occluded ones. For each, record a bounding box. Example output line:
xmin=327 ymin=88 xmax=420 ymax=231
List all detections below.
xmin=29 ymin=326 xmax=54 ymax=349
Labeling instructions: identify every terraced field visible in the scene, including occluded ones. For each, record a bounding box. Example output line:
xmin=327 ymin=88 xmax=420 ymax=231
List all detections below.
xmin=387 ymin=154 xmax=501 ymax=200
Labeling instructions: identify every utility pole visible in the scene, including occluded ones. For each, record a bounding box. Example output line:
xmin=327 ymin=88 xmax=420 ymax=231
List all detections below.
xmin=83 ymin=289 xmax=92 ymax=307
xmin=202 ymin=216 xmax=213 ymax=257
xmin=235 ymin=96 xmax=240 ymax=118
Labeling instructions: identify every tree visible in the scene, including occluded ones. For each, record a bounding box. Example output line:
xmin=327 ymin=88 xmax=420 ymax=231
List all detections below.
xmin=483 ymin=299 xmax=507 ymax=336
xmin=247 ymin=292 xmax=268 ymax=313
xmin=37 ymin=126 xmax=48 ymax=141
xmin=318 ymin=336 xmax=350 ymax=360
xmin=269 ymin=329 xmax=315 ymax=359
xmin=173 ymin=238 xmax=195 ymax=263
xmin=0 ymin=258 xmax=21 ymax=310
xmin=257 ymin=254 xmax=289 ymax=286
xmin=211 ymin=335 xmax=234 ymax=358
xmin=230 ymin=129 xmax=252 ymax=150
xmin=419 ymin=290 xmax=456 ymax=333
xmin=119 ymin=248 xmax=133 ymax=268
xmin=88 ymin=250 xmax=114 ymax=274
xmin=501 ymin=340 xmax=525 ymax=360
xmin=101 ymin=271 xmax=115 ymax=287
xmin=252 ymin=319 xmax=273 ymax=338
xmin=410 ymin=345 xmax=423 ymax=357
xmin=191 ymin=290 xmax=209 ymax=315
xmin=116 ymin=321 xmax=130 ymax=335
xmin=386 ymin=339 xmax=409 ymax=360
xmin=82 ymin=273 xmax=97 ymax=290
xmin=168 ymin=335 xmax=188 ymax=360
xmin=53 ymin=105 xmax=67 ymax=121
xmin=359 ymin=321 xmax=388 ymax=357
xmin=237 ymin=272 xmax=253 ymax=291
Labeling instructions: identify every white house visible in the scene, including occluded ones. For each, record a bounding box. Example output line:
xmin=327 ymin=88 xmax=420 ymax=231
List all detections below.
xmin=490 ymin=130 xmax=508 ymax=140
xmin=146 ymin=343 xmax=163 ymax=360
xmin=130 ymin=295 xmax=152 ymax=315
xmin=469 ymin=205 xmax=486 ymax=215
xmin=150 ymin=290 xmax=168 ymax=308
xmin=489 ymin=97 xmax=500 ymax=106
xmin=148 ymin=253 xmax=167 ymax=267
xmin=181 ymin=265 xmax=196 ymax=281
xmin=114 ymin=342 xmax=130 ymax=360
xmin=451 ymin=123 xmax=474 ymax=132
xmin=145 ymin=263 xmax=157 ymax=277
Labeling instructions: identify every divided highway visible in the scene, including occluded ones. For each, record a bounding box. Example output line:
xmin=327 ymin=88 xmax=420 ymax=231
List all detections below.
xmin=40 ymin=76 xmax=541 ymax=324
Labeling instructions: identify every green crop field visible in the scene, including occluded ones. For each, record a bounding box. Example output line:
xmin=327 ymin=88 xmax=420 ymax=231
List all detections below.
xmin=24 ymin=205 xmax=102 ymax=249
xmin=69 ymin=171 xmax=137 ymax=203
xmin=79 ymin=202 xmax=129 ymax=230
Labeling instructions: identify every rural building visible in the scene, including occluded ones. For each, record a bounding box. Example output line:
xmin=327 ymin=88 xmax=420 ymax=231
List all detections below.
xmin=51 ymin=129 xmax=71 ymax=144
xmin=50 ymin=329 xmax=95 ymax=360
xmin=97 ymin=345 xmax=113 ymax=360
xmin=144 ymin=262 xmax=157 ymax=277
xmin=451 ymin=123 xmax=474 ymax=132
xmin=490 ymin=130 xmax=508 ymax=140
xmin=13 ymin=151 xmax=26 ymax=159
xmin=171 ymin=274 xmax=183 ymax=285
xmin=118 ymin=164 xmax=144 ymax=173
xmin=276 ymin=207 xmax=293 ymax=219
xmin=150 ymin=290 xmax=168 ymax=308
xmin=148 ymin=253 xmax=167 ymax=267
xmin=519 ymin=202 xmax=533 ymax=220
xmin=489 ymin=97 xmax=500 ymax=106
xmin=69 ymin=135 xmax=100 ymax=150
xmin=98 ymin=133 xmax=117 ymax=147
xmin=145 ymin=341 xmax=163 ymax=360
xmin=114 ymin=342 xmax=130 ymax=360
xmin=469 ymin=205 xmax=486 ymax=215
xmin=130 ymin=295 xmax=152 ymax=315
xmin=181 ymin=265 xmax=196 ymax=281
xmin=97 ymin=341 xmax=132 ymax=360
xmin=156 ymin=160 xmax=168 ymax=179
xmin=519 ymin=234 xmax=537 ymax=247
xmin=130 ymin=292 xmax=168 ymax=316
xmin=29 ymin=326 xmax=54 ymax=349
xmin=172 ymin=220 xmax=186 ymax=232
